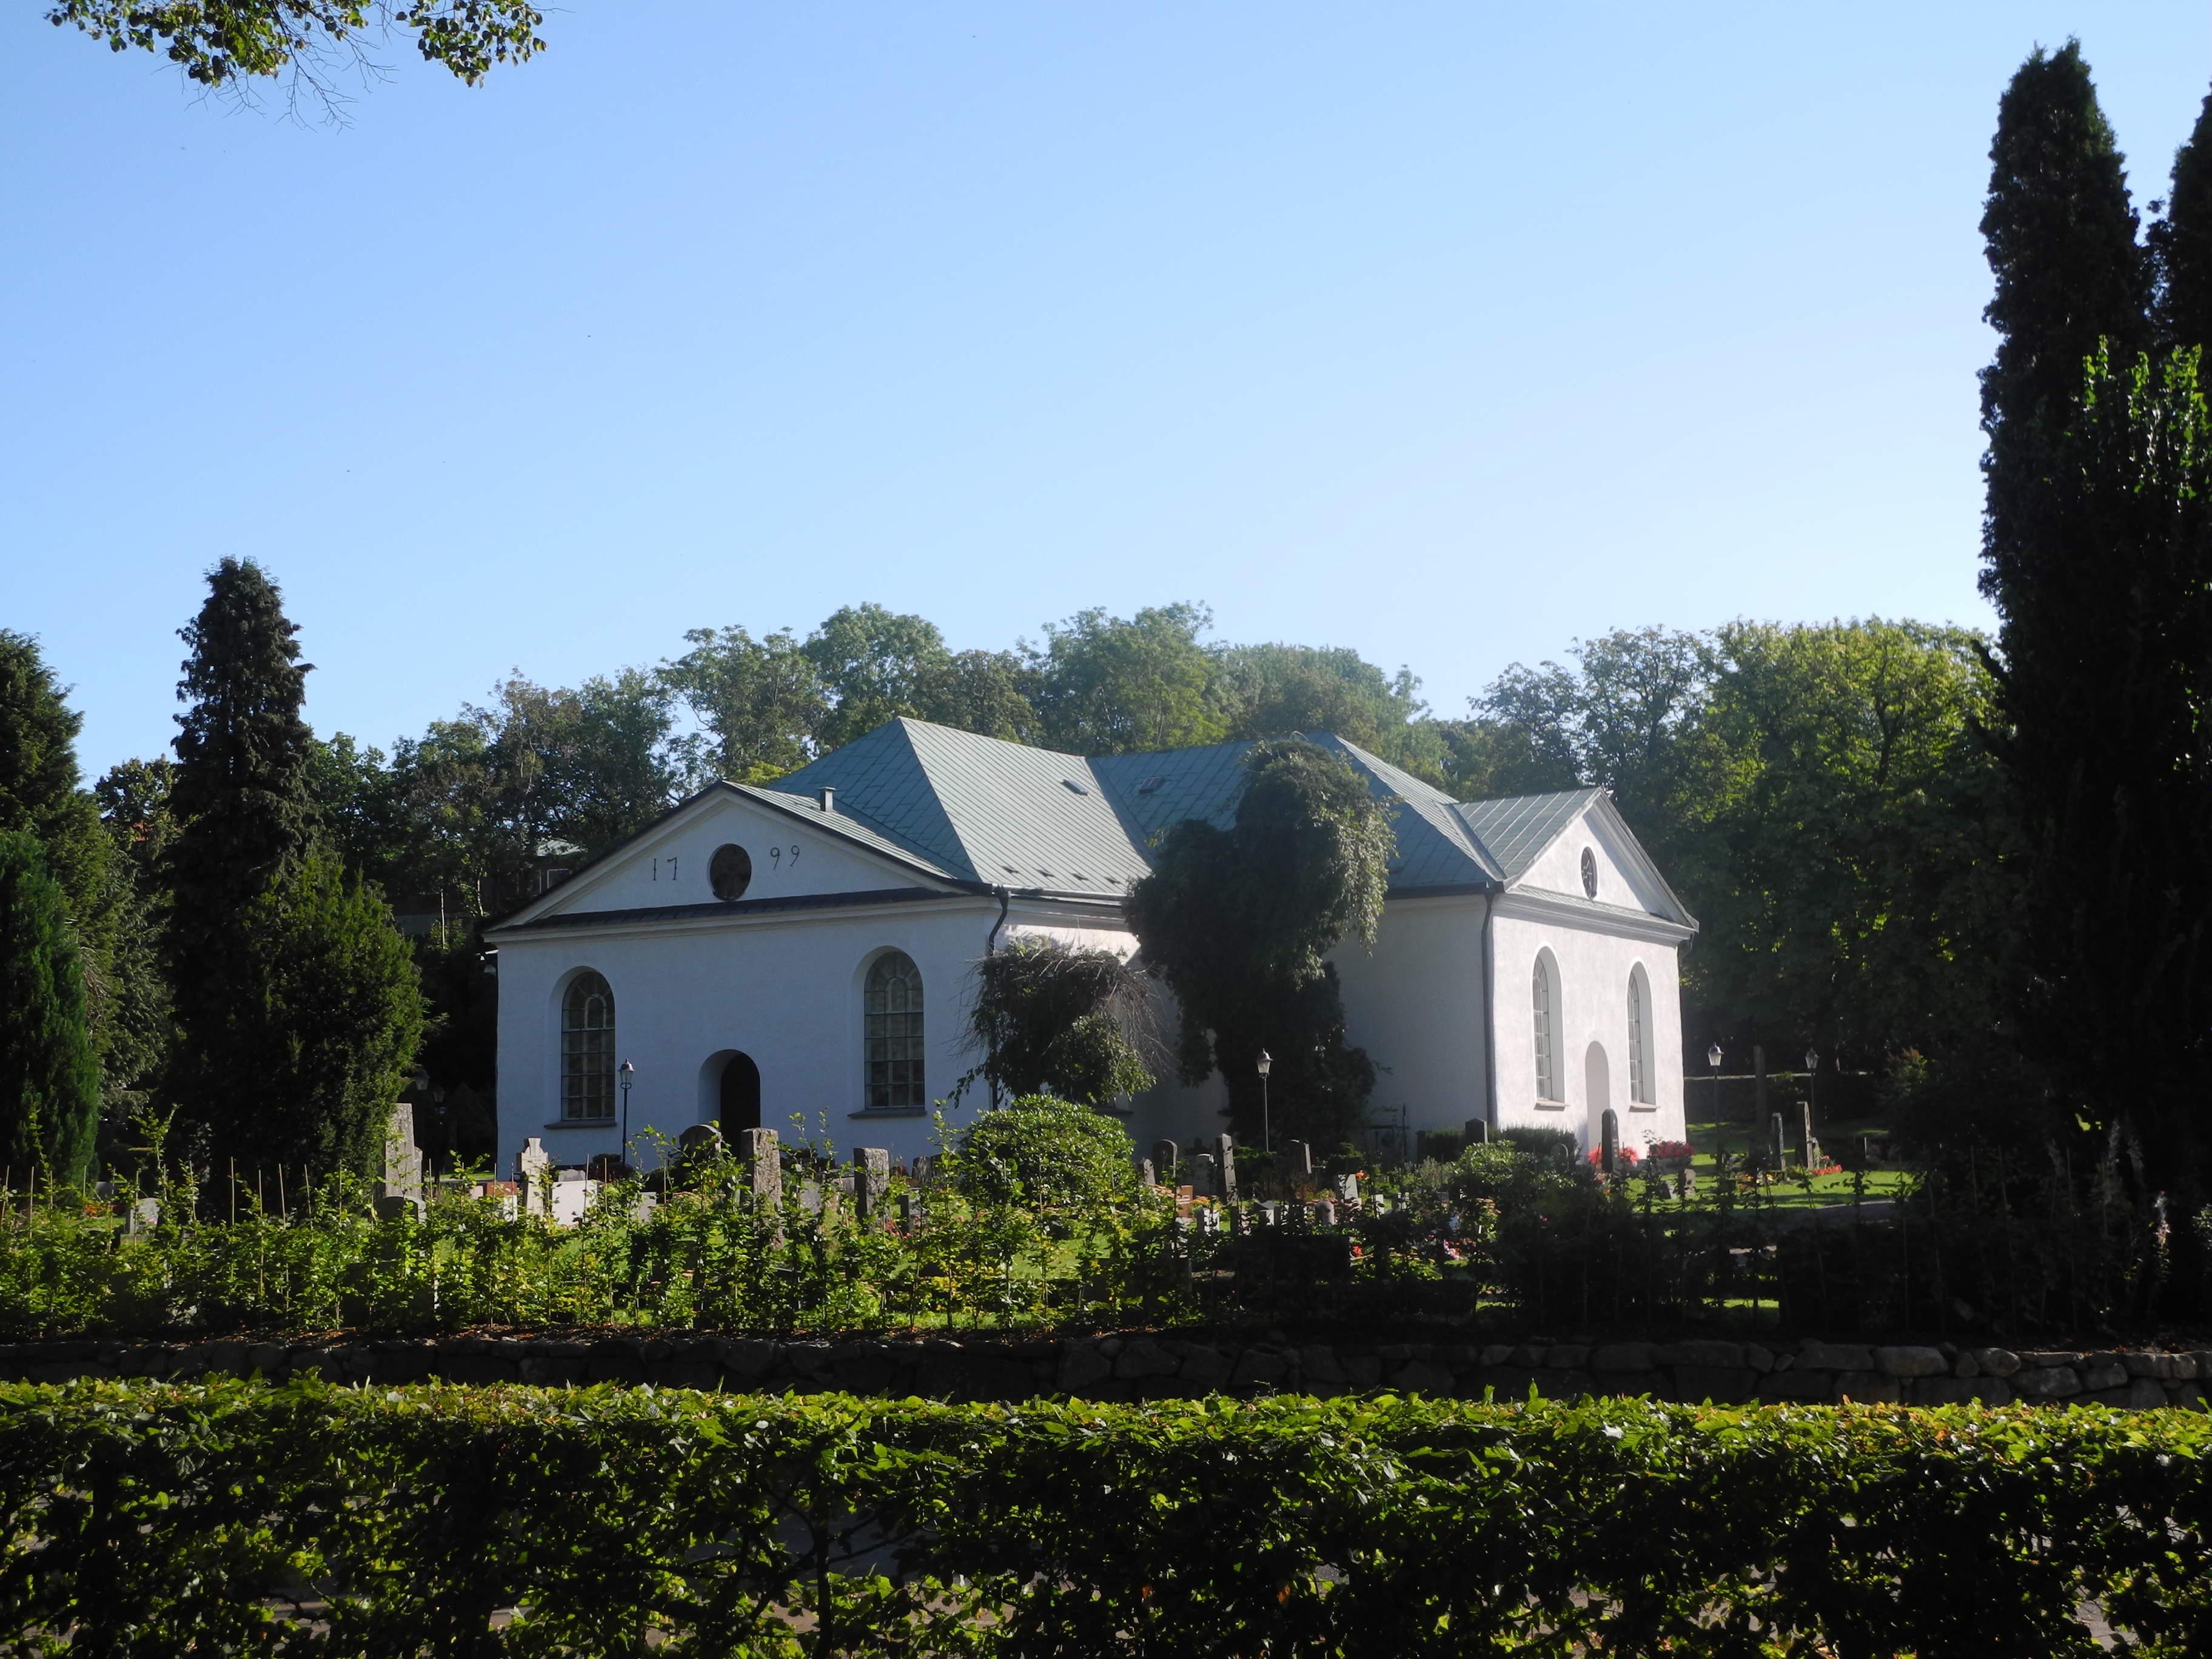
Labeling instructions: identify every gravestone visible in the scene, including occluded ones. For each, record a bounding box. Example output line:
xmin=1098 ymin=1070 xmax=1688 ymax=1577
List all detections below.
xmin=1311 ymin=1199 xmax=1336 ymax=1228
xmin=1336 ymin=1173 xmax=1360 ymax=1204
xmin=740 ymin=1127 xmax=782 ymax=1210
xmin=853 ymin=1147 xmax=891 ymax=1222
xmin=678 ymin=1123 xmax=723 ymax=1163
xmin=515 ymin=1137 xmax=551 ymax=1216
xmin=126 ymin=1197 xmax=159 ymax=1235
xmin=1191 ymin=1153 xmax=1218 ymax=1198
xmin=1769 ymin=1112 xmax=1786 ymax=1168
xmin=1151 ymin=1140 xmax=1179 ymax=1181
xmin=910 ymin=1154 xmax=933 ymax=1187
xmin=1213 ymin=1134 xmax=1237 ymax=1199
xmin=1799 ymin=1104 xmax=1817 ymax=1170
xmin=1600 ymin=1108 xmax=1620 ymax=1175
xmin=377 ymin=1104 xmax=425 ymax=1219
xmin=897 ymin=1191 xmax=917 ymax=1233
xmin=1285 ymin=1140 xmax=1313 ymax=1178
xmin=1463 ymin=1118 xmax=1489 ymax=1145
xmin=1136 ymin=1158 xmax=1156 ymax=1188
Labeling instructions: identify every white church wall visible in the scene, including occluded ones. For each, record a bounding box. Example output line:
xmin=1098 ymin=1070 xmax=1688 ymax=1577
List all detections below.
xmin=1331 ymin=894 xmax=1491 ymax=1142
xmin=493 ymin=895 xmax=1008 ymax=1175
xmin=1489 ymin=905 xmax=1686 ymax=1155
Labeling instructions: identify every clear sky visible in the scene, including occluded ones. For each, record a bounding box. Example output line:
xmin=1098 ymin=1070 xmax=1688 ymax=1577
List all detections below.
xmin=7 ymin=2 xmax=2211 ymax=779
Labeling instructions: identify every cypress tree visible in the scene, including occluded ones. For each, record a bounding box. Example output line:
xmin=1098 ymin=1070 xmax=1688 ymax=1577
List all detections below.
xmin=2151 ymin=92 xmax=2212 ymax=349
xmin=0 ymin=632 xmax=109 ymax=922
xmin=0 ymin=831 xmax=100 ymax=1187
xmin=1979 ymin=39 xmax=2150 ymax=548
xmin=166 ymin=559 xmax=389 ymax=1169
xmin=225 ymin=852 xmax=424 ymax=1175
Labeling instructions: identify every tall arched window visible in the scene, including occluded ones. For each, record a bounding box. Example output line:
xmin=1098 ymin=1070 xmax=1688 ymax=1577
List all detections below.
xmin=865 ymin=951 xmax=926 ymax=1109
xmin=561 ymin=971 xmax=617 ymax=1121
xmin=1532 ymin=954 xmax=1559 ymax=1104
xmin=1626 ymin=967 xmax=1652 ymax=1105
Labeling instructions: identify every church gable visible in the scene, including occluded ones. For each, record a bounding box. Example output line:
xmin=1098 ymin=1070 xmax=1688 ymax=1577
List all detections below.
xmin=1504 ymin=795 xmax=1693 ymax=926
xmin=500 ymin=786 xmax=956 ymax=930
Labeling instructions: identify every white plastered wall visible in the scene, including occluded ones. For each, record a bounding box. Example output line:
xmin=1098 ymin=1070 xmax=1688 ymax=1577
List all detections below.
xmin=1489 ymin=905 xmax=1686 ymax=1153
xmin=1330 ymin=893 xmax=1492 ymax=1140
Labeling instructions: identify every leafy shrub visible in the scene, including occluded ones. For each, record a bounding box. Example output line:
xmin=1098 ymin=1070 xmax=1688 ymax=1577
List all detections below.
xmin=0 ymin=1380 xmax=2206 ymax=1656
xmin=1500 ymin=1124 xmax=1578 ymax=1167
xmin=952 ymin=1094 xmax=1136 ymax=1208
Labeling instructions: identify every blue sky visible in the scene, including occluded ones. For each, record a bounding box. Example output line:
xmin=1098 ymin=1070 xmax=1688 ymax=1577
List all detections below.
xmin=7 ymin=2 xmax=2210 ymax=778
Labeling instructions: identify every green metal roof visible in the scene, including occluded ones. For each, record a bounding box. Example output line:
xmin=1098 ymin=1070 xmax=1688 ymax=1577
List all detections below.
xmin=771 ymin=719 xmax=1636 ymax=902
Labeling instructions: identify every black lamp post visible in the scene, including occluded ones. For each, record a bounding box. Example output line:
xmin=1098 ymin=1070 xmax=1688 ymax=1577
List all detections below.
xmin=618 ymin=1059 xmax=635 ymax=1166
xmin=1256 ymin=1050 xmax=1273 ymax=1153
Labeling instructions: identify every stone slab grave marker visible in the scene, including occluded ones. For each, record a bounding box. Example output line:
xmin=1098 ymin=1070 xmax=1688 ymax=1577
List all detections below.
xmin=1463 ymin=1118 xmax=1489 ymax=1146
xmin=677 ymin=1123 xmax=723 ymax=1171
xmin=1600 ymin=1107 xmax=1620 ymax=1175
xmin=1213 ymin=1134 xmax=1237 ymax=1199
xmin=515 ymin=1137 xmax=551 ymax=1216
xmin=1151 ymin=1140 xmax=1178 ymax=1183
xmin=1800 ymin=1102 xmax=1818 ymax=1170
xmin=1285 ymin=1139 xmax=1313 ymax=1177
xmin=739 ymin=1128 xmax=782 ymax=1209
xmin=1191 ymin=1153 xmax=1218 ymax=1198
xmin=377 ymin=1104 xmax=425 ymax=1220
xmin=1136 ymin=1158 xmax=1156 ymax=1188
xmin=1769 ymin=1112 xmax=1786 ymax=1170
xmin=852 ymin=1147 xmax=891 ymax=1222
xmin=1336 ymin=1172 xmax=1359 ymax=1204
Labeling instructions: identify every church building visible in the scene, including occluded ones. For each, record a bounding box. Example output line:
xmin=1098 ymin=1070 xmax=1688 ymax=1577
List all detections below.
xmin=484 ymin=717 xmax=1697 ymax=1171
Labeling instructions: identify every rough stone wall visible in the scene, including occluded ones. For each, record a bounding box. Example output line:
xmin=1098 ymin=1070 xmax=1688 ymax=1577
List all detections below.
xmin=2 ymin=1335 xmax=2208 ymax=1410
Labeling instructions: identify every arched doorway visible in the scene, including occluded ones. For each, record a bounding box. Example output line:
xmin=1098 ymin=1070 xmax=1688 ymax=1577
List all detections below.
xmin=1584 ymin=1041 xmax=1611 ymax=1153
xmin=719 ymin=1051 xmax=762 ymax=1136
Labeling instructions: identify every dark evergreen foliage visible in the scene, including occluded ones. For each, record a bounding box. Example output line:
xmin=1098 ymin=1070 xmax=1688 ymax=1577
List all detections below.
xmin=1127 ymin=739 xmax=1393 ymax=1147
xmin=0 ymin=831 xmax=99 ymax=1186
xmin=2151 ymin=93 xmax=2212 ymax=350
xmin=213 ymin=851 xmax=424 ymax=1175
xmin=0 ymin=632 xmax=109 ymax=925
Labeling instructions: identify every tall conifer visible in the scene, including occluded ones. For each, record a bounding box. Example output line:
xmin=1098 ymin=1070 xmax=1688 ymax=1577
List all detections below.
xmin=2151 ymin=92 xmax=2212 ymax=349
xmin=0 ymin=831 xmax=99 ymax=1187
xmin=166 ymin=560 xmax=323 ymax=1161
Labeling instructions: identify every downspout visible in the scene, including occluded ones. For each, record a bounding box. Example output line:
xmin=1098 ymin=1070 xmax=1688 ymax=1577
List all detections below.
xmin=986 ymin=885 xmax=1011 ymax=954
xmin=1481 ymin=889 xmax=1500 ymax=1134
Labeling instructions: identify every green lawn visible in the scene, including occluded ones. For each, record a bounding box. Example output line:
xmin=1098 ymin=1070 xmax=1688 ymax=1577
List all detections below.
xmin=1681 ymin=1118 xmax=1914 ymax=1210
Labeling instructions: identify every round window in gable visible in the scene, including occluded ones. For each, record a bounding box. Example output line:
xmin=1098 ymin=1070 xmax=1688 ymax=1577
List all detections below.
xmin=710 ymin=844 xmax=753 ymax=902
xmin=1580 ymin=847 xmax=1598 ymax=899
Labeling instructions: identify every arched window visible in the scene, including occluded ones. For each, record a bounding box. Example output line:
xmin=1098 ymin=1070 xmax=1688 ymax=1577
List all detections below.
xmin=561 ymin=971 xmax=617 ymax=1121
xmin=865 ymin=951 xmax=926 ymax=1109
xmin=1626 ymin=967 xmax=1652 ymax=1104
xmin=1532 ymin=954 xmax=1559 ymax=1104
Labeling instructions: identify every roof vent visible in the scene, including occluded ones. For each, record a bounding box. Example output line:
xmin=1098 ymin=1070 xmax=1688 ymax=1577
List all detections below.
xmin=1136 ymin=776 xmax=1165 ymax=796
xmin=818 ymin=786 xmax=836 ymax=814
xmin=1062 ymin=779 xmax=1090 ymax=795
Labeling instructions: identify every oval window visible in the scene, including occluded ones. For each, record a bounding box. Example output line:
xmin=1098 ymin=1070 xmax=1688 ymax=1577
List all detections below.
xmin=710 ymin=844 xmax=753 ymax=901
xmin=1580 ymin=847 xmax=1598 ymax=899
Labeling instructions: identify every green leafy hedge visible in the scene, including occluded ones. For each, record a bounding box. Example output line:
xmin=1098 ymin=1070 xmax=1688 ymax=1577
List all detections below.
xmin=1 ymin=1381 xmax=2207 ymax=1655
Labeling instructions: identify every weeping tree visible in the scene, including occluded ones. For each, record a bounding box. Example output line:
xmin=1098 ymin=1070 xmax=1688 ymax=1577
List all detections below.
xmin=1127 ymin=738 xmax=1393 ymax=1148
xmin=962 ymin=936 xmax=1153 ymax=1107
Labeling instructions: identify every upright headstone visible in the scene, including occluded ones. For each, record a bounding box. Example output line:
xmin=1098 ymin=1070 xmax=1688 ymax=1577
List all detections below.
xmin=740 ymin=1127 xmax=782 ymax=1210
xmin=1600 ymin=1108 xmax=1620 ymax=1176
xmin=1191 ymin=1153 xmax=1218 ymax=1199
xmin=515 ymin=1137 xmax=551 ymax=1216
xmin=1151 ymin=1140 xmax=1179 ymax=1182
xmin=1285 ymin=1140 xmax=1313 ymax=1178
xmin=1311 ymin=1199 xmax=1336 ymax=1228
xmin=897 ymin=1191 xmax=917 ymax=1233
xmin=1213 ymin=1134 xmax=1237 ymax=1199
xmin=1769 ymin=1112 xmax=1786 ymax=1168
xmin=1136 ymin=1158 xmax=1156 ymax=1188
xmin=853 ymin=1147 xmax=891 ymax=1221
xmin=1799 ymin=1103 xmax=1817 ymax=1170
xmin=1336 ymin=1172 xmax=1360 ymax=1205
xmin=678 ymin=1123 xmax=723 ymax=1167
xmin=1463 ymin=1118 xmax=1489 ymax=1146
xmin=378 ymin=1103 xmax=425 ymax=1217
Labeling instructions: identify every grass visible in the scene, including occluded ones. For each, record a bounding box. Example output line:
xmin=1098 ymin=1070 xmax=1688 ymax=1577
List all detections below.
xmin=1682 ymin=1118 xmax=1914 ymax=1210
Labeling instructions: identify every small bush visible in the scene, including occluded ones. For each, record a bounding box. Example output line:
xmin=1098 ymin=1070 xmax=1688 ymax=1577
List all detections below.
xmin=953 ymin=1093 xmax=1136 ymax=1207
xmin=1501 ymin=1124 xmax=1578 ymax=1168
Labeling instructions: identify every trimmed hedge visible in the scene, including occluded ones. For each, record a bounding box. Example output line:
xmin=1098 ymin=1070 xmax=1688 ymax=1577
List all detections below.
xmin=0 ymin=1381 xmax=2207 ymax=1655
